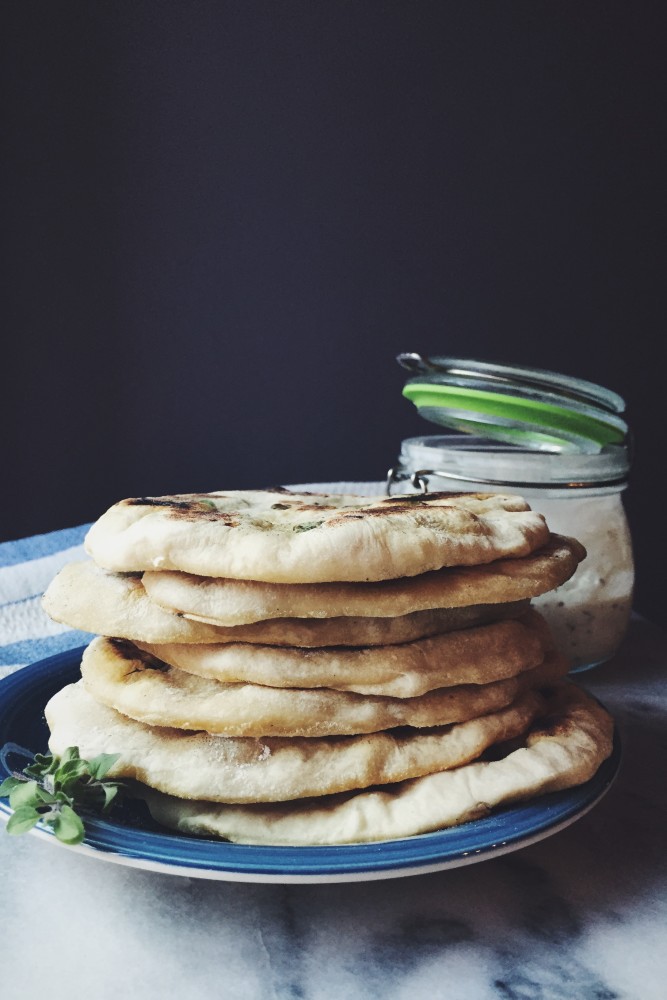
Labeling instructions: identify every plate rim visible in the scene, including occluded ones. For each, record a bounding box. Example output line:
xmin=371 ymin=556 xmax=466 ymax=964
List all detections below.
xmin=0 ymin=646 xmax=621 ymax=883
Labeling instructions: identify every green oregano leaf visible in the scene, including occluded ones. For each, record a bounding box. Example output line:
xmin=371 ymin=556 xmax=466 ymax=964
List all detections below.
xmin=25 ymin=752 xmax=58 ymax=778
xmin=87 ymin=753 xmax=121 ymax=781
xmin=100 ymin=784 xmax=120 ymax=813
xmin=8 ymin=780 xmax=42 ymax=810
xmin=57 ymin=759 xmax=90 ymax=782
xmin=7 ymin=806 xmax=41 ymax=836
xmin=0 ymin=775 xmax=24 ymax=797
xmin=52 ymin=804 xmax=85 ymax=845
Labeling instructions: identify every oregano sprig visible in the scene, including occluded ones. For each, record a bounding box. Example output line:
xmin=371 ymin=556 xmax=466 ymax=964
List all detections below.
xmin=0 ymin=746 xmax=124 ymax=845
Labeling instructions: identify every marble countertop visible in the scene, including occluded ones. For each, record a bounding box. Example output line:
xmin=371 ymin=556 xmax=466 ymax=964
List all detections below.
xmin=1 ymin=615 xmax=665 ymax=1000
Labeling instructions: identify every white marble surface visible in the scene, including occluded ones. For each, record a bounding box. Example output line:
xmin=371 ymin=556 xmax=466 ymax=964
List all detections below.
xmin=1 ymin=616 xmax=666 ymax=1000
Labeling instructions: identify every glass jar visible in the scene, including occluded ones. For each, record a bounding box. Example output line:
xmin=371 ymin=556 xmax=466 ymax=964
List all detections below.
xmin=391 ymin=349 xmax=636 ymax=672
xmin=389 ymin=435 xmax=633 ymax=671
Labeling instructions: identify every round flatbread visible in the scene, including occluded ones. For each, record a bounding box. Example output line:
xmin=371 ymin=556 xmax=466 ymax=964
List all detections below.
xmin=45 ymin=681 xmax=546 ymax=804
xmin=137 ymin=610 xmax=552 ymax=698
xmin=142 ymin=534 xmax=585 ymax=626
xmin=80 ymin=636 xmax=569 ymax=737
xmin=84 ymin=489 xmax=550 ymax=583
xmin=42 ymin=561 xmax=530 ymax=647
xmin=143 ymin=683 xmax=614 ymax=844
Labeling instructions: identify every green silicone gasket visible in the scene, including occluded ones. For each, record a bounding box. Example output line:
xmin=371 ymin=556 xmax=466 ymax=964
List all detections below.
xmin=428 ymin=415 xmax=575 ymax=451
xmin=402 ymin=384 xmax=625 ymax=448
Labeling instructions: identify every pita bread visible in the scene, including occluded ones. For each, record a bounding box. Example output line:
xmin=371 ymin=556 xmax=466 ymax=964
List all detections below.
xmin=45 ymin=681 xmax=546 ymax=803
xmin=84 ymin=489 xmax=550 ymax=583
xmin=143 ymin=683 xmax=613 ymax=844
xmin=137 ymin=610 xmax=552 ymax=698
xmin=80 ymin=636 xmax=568 ymax=737
xmin=42 ymin=561 xmax=530 ymax=647
xmin=142 ymin=534 xmax=585 ymax=626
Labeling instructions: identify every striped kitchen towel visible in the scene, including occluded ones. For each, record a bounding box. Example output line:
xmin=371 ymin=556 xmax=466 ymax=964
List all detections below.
xmin=0 ymin=524 xmax=95 ymax=680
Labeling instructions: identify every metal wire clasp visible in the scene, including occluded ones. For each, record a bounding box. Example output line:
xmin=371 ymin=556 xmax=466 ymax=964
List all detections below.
xmin=386 ymin=463 xmax=629 ymax=495
xmin=386 ymin=468 xmax=432 ymax=496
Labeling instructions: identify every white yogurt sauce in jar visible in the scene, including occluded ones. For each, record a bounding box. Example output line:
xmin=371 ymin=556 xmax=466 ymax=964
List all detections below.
xmin=391 ymin=436 xmax=634 ymax=671
xmin=530 ymin=495 xmax=633 ymax=670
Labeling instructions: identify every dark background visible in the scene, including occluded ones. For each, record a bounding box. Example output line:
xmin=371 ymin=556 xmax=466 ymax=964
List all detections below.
xmin=2 ymin=1 xmax=665 ymax=621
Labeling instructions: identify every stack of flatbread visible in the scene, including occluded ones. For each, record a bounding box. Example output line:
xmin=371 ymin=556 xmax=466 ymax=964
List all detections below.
xmin=42 ymin=489 xmax=614 ymax=846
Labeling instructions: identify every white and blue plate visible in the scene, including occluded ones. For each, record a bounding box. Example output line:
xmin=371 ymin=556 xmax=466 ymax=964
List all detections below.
xmin=0 ymin=648 xmax=621 ymax=883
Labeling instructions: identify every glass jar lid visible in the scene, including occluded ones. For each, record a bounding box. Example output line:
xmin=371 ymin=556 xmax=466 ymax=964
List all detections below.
xmin=398 ymin=354 xmax=628 ymax=454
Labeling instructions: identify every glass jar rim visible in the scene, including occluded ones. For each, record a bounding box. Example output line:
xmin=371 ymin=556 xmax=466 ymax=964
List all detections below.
xmin=395 ymin=434 xmax=630 ymax=492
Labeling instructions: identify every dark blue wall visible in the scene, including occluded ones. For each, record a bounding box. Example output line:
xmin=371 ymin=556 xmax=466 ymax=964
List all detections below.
xmin=2 ymin=1 xmax=665 ymax=621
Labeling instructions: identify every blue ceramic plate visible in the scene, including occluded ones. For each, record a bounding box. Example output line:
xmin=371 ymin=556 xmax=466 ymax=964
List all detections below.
xmin=0 ymin=648 xmax=620 ymax=883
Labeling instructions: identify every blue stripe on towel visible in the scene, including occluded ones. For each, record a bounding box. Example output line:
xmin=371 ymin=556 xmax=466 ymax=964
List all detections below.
xmin=0 ymin=525 xmax=92 ymax=568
